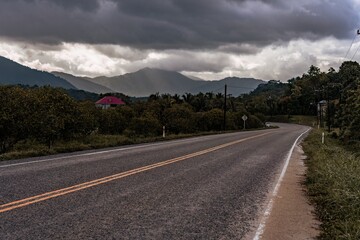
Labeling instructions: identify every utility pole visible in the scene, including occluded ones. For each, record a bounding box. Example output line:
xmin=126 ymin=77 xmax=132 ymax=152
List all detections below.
xmin=315 ymin=89 xmax=321 ymax=129
xmin=223 ymin=84 xmax=227 ymax=131
xmin=327 ymin=86 xmax=331 ymax=132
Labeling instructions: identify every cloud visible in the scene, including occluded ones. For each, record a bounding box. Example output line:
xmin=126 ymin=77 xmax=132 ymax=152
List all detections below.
xmin=0 ymin=37 xmax=352 ymax=81
xmin=217 ymin=44 xmax=261 ymax=55
xmin=121 ymin=50 xmax=233 ymax=73
xmin=22 ymin=0 xmax=101 ymax=12
xmin=0 ymin=0 xmax=358 ymax=49
xmin=0 ymin=0 xmax=359 ymax=82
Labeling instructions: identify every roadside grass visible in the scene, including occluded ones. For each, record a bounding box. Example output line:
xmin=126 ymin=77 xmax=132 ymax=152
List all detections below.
xmin=268 ymin=115 xmax=317 ymax=127
xmin=0 ymin=130 xmax=240 ymax=161
xmin=303 ymin=129 xmax=360 ymax=239
xmin=289 ymin=115 xmax=317 ymax=126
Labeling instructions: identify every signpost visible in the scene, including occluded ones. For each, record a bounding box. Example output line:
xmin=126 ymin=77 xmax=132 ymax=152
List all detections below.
xmin=242 ymin=115 xmax=248 ymax=130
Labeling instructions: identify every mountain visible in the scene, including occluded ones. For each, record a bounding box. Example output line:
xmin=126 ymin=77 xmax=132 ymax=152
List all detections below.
xmin=86 ymin=68 xmax=203 ymax=96
xmin=86 ymin=68 xmax=265 ymax=97
xmin=0 ymin=56 xmax=76 ymax=89
xmin=52 ymin=71 xmax=113 ymax=94
xmin=0 ymin=55 xmax=265 ymax=96
xmin=196 ymin=77 xmax=264 ymax=96
xmin=185 ymin=75 xmax=204 ymax=81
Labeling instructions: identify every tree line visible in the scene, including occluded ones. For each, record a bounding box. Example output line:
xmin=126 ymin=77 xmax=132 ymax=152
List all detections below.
xmin=241 ymin=61 xmax=360 ymax=141
xmin=0 ymin=86 xmax=263 ymax=153
xmin=2 ymin=60 xmax=359 ymax=153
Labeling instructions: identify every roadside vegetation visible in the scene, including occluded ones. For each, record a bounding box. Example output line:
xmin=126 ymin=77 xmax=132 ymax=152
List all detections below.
xmin=0 ymin=131 xmax=228 ymax=161
xmin=303 ymin=129 xmax=360 ymax=239
xmin=0 ymin=86 xmax=266 ymax=161
xmin=1 ymin=60 xmax=360 ymax=161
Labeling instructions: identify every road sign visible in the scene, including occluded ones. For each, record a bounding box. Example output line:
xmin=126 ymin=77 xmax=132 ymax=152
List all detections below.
xmin=242 ymin=115 xmax=248 ymax=129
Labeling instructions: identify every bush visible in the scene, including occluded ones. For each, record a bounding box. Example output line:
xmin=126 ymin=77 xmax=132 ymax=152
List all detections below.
xmin=164 ymin=104 xmax=195 ymax=134
xmin=129 ymin=114 xmax=162 ymax=137
xmin=202 ymin=109 xmax=223 ymax=131
xmin=98 ymin=108 xmax=127 ymax=135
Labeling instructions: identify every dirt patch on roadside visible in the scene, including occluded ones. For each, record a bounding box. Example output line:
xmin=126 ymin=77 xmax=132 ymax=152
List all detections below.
xmin=259 ymin=145 xmax=320 ymax=239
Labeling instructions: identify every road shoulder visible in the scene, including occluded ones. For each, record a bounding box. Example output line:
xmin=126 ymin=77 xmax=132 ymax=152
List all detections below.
xmin=260 ymin=145 xmax=320 ymax=239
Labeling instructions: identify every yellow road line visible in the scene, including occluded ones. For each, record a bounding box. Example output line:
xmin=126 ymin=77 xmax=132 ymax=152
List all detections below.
xmin=0 ymin=132 xmax=271 ymax=213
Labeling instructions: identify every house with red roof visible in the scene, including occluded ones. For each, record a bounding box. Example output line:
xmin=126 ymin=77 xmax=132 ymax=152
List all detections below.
xmin=95 ymin=96 xmax=125 ymax=109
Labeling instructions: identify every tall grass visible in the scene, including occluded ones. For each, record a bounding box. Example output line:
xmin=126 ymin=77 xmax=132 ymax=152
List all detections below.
xmin=289 ymin=115 xmax=317 ymax=126
xmin=0 ymin=131 xmax=230 ymax=161
xmin=267 ymin=115 xmax=317 ymax=127
xmin=303 ymin=129 xmax=360 ymax=239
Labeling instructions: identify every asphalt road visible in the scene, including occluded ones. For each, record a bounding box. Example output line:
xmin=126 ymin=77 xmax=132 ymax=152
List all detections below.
xmin=0 ymin=123 xmax=309 ymax=239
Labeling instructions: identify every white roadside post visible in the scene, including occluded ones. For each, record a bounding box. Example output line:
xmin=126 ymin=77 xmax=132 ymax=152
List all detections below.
xmin=163 ymin=126 xmax=166 ymax=138
xmin=242 ymin=115 xmax=248 ymax=130
xmin=322 ymin=132 xmax=325 ymax=144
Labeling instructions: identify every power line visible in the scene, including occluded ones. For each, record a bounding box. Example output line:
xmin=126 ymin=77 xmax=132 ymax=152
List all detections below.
xmin=344 ymin=32 xmax=358 ymax=59
xmin=351 ymin=41 xmax=360 ymax=61
xmin=351 ymin=44 xmax=360 ymax=61
xmin=227 ymin=85 xmax=256 ymax=90
xmin=183 ymin=83 xmax=256 ymax=95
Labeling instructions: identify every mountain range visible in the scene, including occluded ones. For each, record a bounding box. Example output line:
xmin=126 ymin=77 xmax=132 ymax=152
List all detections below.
xmin=0 ymin=56 xmax=75 ymax=89
xmin=0 ymin=56 xmax=265 ymax=97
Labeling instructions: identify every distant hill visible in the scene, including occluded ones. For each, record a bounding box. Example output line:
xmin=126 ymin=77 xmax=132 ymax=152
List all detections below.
xmin=52 ymin=71 xmax=113 ymax=94
xmin=0 ymin=56 xmax=76 ymax=89
xmin=195 ymin=77 xmax=265 ymax=96
xmin=249 ymin=80 xmax=289 ymax=97
xmin=185 ymin=75 xmax=204 ymax=81
xmin=85 ymin=68 xmax=265 ymax=97
xmin=86 ymin=68 xmax=202 ymax=96
xmin=0 ymin=56 xmax=265 ymax=96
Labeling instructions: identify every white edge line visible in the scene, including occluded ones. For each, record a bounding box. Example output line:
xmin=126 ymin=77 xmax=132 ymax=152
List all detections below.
xmin=0 ymin=139 xmax=185 ymax=168
xmin=253 ymin=127 xmax=311 ymax=240
xmin=0 ymin=132 xmax=247 ymax=168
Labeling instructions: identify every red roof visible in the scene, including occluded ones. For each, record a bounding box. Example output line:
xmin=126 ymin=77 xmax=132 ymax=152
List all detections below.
xmin=96 ymin=96 xmax=125 ymax=105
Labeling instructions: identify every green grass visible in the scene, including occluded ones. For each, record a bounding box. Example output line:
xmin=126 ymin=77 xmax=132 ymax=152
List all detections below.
xmin=303 ymin=129 xmax=360 ymax=239
xmin=267 ymin=115 xmax=317 ymax=127
xmin=0 ymin=130 xmax=245 ymax=161
xmin=289 ymin=115 xmax=317 ymax=126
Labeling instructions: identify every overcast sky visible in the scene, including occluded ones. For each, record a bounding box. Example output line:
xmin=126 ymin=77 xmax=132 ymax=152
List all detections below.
xmin=0 ymin=0 xmax=359 ymax=81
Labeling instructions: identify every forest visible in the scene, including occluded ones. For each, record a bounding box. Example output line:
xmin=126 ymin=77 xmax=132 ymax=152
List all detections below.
xmin=1 ymin=60 xmax=359 ymax=154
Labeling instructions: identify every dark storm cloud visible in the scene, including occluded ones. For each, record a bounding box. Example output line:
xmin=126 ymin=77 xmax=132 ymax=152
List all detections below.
xmin=0 ymin=0 xmax=358 ymax=50
xmin=17 ymin=0 xmax=100 ymax=12
xmin=93 ymin=45 xmax=150 ymax=61
xmin=217 ymin=44 xmax=261 ymax=55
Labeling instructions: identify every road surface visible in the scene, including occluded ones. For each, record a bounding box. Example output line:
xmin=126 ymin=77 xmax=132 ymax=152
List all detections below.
xmin=0 ymin=123 xmax=309 ymax=239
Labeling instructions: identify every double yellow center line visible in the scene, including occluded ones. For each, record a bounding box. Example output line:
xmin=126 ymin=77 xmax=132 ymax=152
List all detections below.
xmin=0 ymin=132 xmax=270 ymax=213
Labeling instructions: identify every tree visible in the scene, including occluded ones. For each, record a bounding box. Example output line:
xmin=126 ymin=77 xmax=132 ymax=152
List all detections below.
xmin=204 ymin=108 xmax=224 ymax=131
xmin=98 ymin=109 xmax=125 ymax=135
xmin=76 ymin=101 xmax=100 ymax=135
xmin=164 ymin=104 xmax=194 ymax=134
xmin=182 ymin=93 xmax=194 ymax=106
xmin=31 ymin=87 xmax=81 ymax=148
xmin=0 ymin=86 xmax=32 ymax=153
xmin=336 ymin=61 xmax=360 ymax=139
xmin=129 ymin=113 xmax=162 ymax=137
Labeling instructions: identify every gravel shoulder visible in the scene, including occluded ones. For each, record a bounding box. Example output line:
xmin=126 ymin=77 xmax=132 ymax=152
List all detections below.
xmin=259 ymin=145 xmax=320 ymax=239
